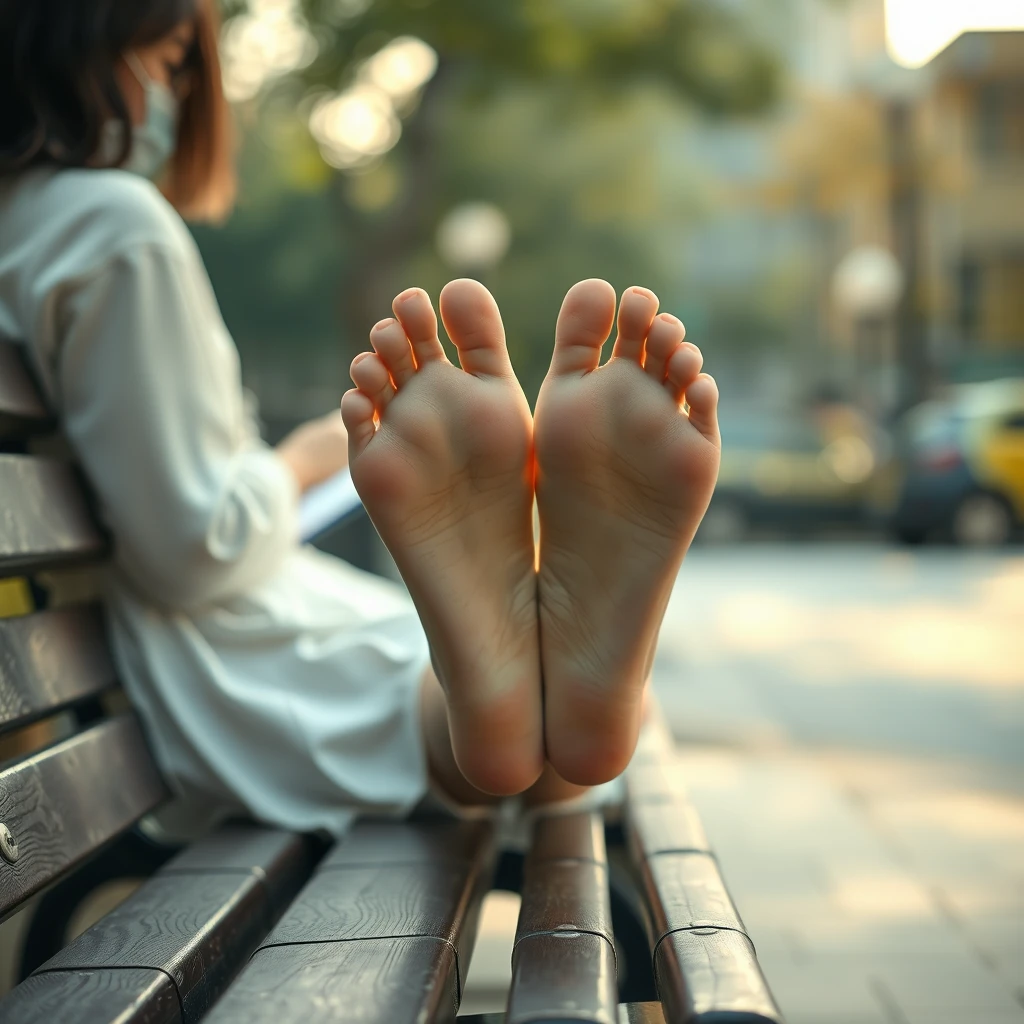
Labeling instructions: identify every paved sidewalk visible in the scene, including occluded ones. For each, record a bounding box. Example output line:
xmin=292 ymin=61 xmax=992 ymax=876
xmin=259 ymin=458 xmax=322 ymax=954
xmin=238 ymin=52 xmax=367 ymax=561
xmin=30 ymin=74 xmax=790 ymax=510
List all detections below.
xmin=654 ymin=544 xmax=1024 ymax=1024
xmin=674 ymin=747 xmax=1024 ymax=1024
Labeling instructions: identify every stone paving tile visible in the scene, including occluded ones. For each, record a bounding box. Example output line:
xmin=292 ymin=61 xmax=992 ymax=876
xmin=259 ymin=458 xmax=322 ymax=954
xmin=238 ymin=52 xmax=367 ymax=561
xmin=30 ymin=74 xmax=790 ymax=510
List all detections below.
xmin=672 ymin=748 xmax=1024 ymax=1024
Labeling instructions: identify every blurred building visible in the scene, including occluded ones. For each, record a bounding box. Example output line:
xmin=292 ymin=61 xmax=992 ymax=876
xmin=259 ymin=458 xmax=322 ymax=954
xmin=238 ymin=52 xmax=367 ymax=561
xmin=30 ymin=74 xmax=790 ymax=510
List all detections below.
xmin=915 ymin=31 xmax=1024 ymax=383
xmin=681 ymin=0 xmax=1024 ymax=420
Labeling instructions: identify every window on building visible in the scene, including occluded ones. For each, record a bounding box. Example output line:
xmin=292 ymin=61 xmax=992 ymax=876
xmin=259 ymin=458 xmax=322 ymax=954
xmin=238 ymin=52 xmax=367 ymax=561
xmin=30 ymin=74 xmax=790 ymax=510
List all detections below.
xmin=976 ymin=81 xmax=1024 ymax=160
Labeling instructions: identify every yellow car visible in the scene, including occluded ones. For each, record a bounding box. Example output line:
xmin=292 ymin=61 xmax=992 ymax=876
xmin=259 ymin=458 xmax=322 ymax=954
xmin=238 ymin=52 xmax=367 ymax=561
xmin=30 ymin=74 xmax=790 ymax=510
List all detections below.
xmin=879 ymin=379 xmax=1024 ymax=546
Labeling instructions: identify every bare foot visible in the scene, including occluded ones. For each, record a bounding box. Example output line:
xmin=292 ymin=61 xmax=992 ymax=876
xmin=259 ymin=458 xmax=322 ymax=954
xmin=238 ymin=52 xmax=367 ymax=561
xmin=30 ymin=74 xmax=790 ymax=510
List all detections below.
xmin=341 ymin=280 xmax=543 ymax=795
xmin=534 ymin=280 xmax=720 ymax=785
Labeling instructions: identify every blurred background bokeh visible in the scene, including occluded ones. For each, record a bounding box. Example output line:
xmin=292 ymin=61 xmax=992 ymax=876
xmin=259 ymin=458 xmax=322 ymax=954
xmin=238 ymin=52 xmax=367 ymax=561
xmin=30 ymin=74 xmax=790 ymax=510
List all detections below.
xmin=198 ymin=2 xmax=1024 ymax=1020
xmin=203 ymin=0 xmax=1024 ymax=549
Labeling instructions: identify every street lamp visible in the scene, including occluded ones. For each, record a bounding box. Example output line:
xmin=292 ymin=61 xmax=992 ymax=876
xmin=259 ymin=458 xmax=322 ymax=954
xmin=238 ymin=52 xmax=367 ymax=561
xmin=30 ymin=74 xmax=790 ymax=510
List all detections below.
xmin=832 ymin=245 xmax=905 ymax=417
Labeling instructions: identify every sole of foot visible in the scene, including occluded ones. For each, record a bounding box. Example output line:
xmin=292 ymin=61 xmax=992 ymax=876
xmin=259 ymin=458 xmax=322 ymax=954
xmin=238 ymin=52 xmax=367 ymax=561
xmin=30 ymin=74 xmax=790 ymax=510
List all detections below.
xmin=534 ymin=280 xmax=721 ymax=786
xmin=341 ymin=280 xmax=544 ymax=796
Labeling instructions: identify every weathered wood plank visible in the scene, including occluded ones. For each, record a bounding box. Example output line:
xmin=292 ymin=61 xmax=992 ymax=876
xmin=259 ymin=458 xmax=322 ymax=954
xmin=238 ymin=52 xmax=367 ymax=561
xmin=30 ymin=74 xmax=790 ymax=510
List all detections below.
xmin=5 ymin=826 xmax=313 ymax=1023
xmin=0 ymin=968 xmax=181 ymax=1024
xmin=0 ymin=456 xmax=106 ymax=577
xmin=0 ymin=714 xmax=168 ymax=917
xmin=0 ymin=605 xmax=117 ymax=734
xmin=516 ymin=814 xmax=612 ymax=943
xmin=218 ymin=821 xmax=493 ymax=1020
xmin=160 ymin=823 xmax=316 ymax=919
xmin=38 ymin=873 xmax=268 ymax=1022
xmin=265 ymin=820 xmax=494 ymax=959
xmin=655 ymin=929 xmax=783 ymax=1024
xmin=626 ymin=749 xmax=783 ymax=1023
xmin=203 ymin=936 xmax=459 ymax=1024
xmin=0 ymin=341 xmax=51 ymax=439
xmin=516 ymin=861 xmax=613 ymax=946
xmin=627 ymin=800 xmax=710 ymax=858
xmin=527 ymin=812 xmax=606 ymax=866
xmin=641 ymin=852 xmax=745 ymax=937
xmin=318 ymin=819 xmax=492 ymax=871
xmin=508 ymin=813 xmax=618 ymax=1024
xmin=507 ymin=932 xmax=618 ymax=1024
xmin=262 ymin=862 xmax=482 ymax=947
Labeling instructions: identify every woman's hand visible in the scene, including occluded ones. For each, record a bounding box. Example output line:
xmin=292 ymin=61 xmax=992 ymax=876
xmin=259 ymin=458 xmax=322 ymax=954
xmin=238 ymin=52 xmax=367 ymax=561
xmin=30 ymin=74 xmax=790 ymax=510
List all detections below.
xmin=276 ymin=411 xmax=349 ymax=493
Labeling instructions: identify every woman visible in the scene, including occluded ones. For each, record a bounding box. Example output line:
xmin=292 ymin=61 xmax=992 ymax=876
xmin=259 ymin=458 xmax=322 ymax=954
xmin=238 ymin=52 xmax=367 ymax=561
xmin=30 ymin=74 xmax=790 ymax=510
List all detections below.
xmin=0 ymin=0 xmax=722 ymax=833
xmin=0 ymin=0 xmax=524 ymax=835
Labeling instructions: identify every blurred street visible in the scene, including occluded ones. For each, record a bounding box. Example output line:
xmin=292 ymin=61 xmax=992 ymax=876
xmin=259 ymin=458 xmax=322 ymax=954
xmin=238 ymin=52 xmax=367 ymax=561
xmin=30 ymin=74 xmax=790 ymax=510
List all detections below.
xmin=655 ymin=543 xmax=1024 ymax=1024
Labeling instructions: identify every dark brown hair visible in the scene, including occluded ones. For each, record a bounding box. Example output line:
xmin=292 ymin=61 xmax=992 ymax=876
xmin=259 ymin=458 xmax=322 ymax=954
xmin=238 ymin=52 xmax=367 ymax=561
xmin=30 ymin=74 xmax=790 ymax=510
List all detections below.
xmin=0 ymin=0 xmax=235 ymax=220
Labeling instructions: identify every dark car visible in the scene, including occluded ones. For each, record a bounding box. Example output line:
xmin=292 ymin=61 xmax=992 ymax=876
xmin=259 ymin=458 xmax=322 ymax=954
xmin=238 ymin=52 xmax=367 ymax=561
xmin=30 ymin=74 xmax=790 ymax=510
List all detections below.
xmin=873 ymin=380 xmax=1024 ymax=546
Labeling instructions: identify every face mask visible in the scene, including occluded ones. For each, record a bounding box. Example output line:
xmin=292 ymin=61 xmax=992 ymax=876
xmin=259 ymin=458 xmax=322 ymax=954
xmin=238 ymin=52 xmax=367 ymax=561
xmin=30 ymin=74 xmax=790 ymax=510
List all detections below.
xmin=100 ymin=51 xmax=179 ymax=180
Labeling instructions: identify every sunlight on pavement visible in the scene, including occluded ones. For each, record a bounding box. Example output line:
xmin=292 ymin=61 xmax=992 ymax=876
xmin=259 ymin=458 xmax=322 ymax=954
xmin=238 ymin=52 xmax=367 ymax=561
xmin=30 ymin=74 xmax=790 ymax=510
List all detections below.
xmin=704 ymin=560 xmax=1024 ymax=689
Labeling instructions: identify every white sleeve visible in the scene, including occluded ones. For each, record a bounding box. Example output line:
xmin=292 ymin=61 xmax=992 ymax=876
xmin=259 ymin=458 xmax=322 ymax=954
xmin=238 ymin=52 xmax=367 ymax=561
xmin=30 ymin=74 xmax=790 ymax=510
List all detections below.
xmin=57 ymin=244 xmax=299 ymax=610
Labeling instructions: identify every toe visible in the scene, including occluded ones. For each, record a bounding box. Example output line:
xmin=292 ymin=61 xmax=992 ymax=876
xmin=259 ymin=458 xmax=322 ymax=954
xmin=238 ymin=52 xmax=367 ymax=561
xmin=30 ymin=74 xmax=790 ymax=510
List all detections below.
xmin=684 ymin=373 xmax=720 ymax=442
xmin=644 ymin=313 xmax=687 ymax=382
xmin=340 ymin=389 xmax=376 ymax=458
xmin=549 ymin=279 xmax=617 ymax=376
xmin=370 ymin=318 xmax=417 ymax=387
xmin=393 ymin=288 xmax=448 ymax=367
xmin=438 ymin=279 xmax=513 ymax=378
xmin=349 ymin=351 xmax=395 ymax=412
xmin=611 ymin=286 xmax=660 ymax=363
xmin=665 ymin=342 xmax=704 ymax=404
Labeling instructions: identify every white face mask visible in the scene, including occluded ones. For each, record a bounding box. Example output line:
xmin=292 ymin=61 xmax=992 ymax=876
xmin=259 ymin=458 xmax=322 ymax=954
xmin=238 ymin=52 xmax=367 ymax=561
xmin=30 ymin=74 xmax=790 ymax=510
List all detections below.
xmin=100 ymin=51 xmax=179 ymax=180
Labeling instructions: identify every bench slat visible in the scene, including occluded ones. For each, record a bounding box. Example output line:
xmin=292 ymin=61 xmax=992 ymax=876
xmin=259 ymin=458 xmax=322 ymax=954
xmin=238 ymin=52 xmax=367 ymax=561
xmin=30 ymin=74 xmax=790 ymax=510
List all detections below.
xmin=642 ymin=852 xmax=746 ymax=936
xmin=509 ymin=932 xmax=617 ymax=1024
xmin=0 ymin=455 xmax=106 ymax=577
xmin=0 ymin=968 xmax=181 ymax=1024
xmin=206 ymin=936 xmax=460 ymax=1024
xmin=507 ymin=813 xmax=618 ymax=1024
xmin=655 ymin=930 xmax=783 ymax=1024
xmin=318 ymin=818 xmax=491 ymax=870
xmin=204 ymin=820 xmax=494 ymax=1024
xmin=627 ymin=800 xmax=710 ymax=858
xmin=0 ymin=606 xmax=117 ymax=735
xmin=256 ymin=862 xmax=480 ymax=945
xmin=27 ymin=827 xmax=313 ymax=1023
xmin=526 ymin=811 xmax=605 ymax=866
xmin=0 ymin=341 xmax=51 ymax=439
xmin=626 ymin=755 xmax=784 ymax=1024
xmin=160 ymin=822 xmax=316 ymax=919
xmin=0 ymin=714 xmax=168 ymax=917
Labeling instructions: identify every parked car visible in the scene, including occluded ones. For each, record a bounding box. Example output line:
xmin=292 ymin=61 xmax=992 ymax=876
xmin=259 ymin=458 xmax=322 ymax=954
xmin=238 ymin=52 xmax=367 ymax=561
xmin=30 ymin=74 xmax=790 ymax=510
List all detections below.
xmin=698 ymin=408 xmax=878 ymax=541
xmin=874 ymin=379 xmax=1024 ymax=546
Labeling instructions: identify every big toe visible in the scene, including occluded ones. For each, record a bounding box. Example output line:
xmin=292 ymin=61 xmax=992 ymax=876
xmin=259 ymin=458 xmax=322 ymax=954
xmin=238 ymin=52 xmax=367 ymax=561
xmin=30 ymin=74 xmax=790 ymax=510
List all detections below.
xmin=439 ymin=279 xmax=512 ymax=378
xmin=549 ymin=279 xmax=617 ymax=376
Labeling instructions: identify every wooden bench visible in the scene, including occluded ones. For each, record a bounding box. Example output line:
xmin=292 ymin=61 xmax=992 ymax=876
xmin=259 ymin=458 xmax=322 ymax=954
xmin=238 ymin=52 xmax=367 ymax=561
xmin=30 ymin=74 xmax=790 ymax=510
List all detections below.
xmin=0 ymin=337 xmax=784 ymax=1023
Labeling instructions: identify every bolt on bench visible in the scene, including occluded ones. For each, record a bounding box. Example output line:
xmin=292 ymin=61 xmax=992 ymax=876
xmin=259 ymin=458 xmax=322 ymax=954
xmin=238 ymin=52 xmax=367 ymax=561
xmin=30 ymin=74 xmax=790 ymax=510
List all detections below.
xmin=0 ymin=337 xmax=784 ymax=1023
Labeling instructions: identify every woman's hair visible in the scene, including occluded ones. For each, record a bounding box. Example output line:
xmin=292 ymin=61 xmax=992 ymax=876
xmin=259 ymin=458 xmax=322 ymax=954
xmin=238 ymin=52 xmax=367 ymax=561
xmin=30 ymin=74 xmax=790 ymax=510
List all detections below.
xmin=0 ymin=0 xmax=235 ymax=221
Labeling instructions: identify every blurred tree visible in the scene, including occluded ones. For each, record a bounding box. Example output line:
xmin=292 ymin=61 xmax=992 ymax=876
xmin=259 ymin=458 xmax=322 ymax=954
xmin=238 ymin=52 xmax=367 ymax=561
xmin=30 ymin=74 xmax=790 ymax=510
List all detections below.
xmin=207 ymin=0 xmax=781 ymax=407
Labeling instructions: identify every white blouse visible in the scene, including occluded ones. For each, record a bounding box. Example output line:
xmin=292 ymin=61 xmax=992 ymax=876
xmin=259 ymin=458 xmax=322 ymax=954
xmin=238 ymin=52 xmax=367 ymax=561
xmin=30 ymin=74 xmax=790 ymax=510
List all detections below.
xmin=0 ymin=167 xmax=431 ymax=837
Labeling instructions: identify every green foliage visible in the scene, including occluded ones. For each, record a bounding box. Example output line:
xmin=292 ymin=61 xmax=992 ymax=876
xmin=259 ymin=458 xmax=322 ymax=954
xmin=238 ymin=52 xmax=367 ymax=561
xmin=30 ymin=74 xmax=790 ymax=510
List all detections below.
xmin=299 ymin=0 xmax=778 ymax=116
xmin=203 ymin=0 xmax=782 ymax=411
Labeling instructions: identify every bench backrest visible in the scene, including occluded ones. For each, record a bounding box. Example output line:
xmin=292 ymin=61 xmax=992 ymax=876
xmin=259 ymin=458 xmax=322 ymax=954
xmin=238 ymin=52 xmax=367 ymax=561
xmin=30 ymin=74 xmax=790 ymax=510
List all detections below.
xmin=0 ymin=339 xmax=168 ymax=922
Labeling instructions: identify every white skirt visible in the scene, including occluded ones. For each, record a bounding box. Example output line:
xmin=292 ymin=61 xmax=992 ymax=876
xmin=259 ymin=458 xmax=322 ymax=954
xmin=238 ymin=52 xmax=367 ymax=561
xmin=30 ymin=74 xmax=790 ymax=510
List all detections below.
xmin=105 ymin=546 xmax=431 ymax=839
